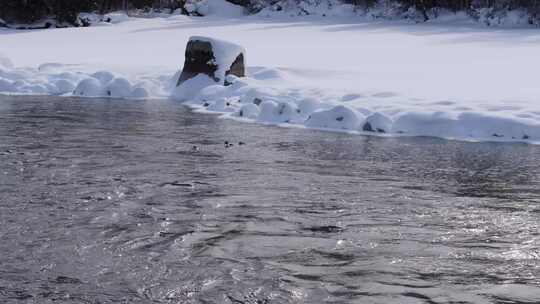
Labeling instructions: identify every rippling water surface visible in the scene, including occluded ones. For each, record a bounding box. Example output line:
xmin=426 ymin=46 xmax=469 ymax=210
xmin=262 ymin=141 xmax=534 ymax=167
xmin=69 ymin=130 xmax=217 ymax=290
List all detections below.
xmin=1 ymin=96 xmax=540 ymax=304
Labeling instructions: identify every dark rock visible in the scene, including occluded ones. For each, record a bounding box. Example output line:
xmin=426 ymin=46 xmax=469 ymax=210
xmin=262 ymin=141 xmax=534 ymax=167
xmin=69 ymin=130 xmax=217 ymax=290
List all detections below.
xmin=227 ymin=53 xmax=245 ymax=79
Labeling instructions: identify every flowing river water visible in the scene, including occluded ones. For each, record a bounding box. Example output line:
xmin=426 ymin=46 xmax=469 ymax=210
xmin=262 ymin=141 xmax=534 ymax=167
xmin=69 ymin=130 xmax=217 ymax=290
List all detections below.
xmin=1 ymin=95 xmax=540 ymax=304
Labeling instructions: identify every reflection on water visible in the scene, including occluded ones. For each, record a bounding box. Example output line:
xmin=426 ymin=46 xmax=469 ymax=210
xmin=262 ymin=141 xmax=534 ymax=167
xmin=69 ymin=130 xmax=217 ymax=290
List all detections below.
xmin=0 ymin=95 xmax=539 ymax=304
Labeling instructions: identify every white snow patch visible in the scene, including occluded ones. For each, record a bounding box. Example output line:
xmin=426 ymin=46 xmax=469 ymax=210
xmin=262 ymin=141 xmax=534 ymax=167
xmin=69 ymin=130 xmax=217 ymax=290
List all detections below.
xmin=305 ymin=105 xmax=365 ymax=131
xmin=0 ymin=53 xmax=14 ymax=69
xmin=105 ymin=77 xmax=132 ymax=98
xmin=131 ymin=87 xmax=149 ymax=98
xmin=73 ymin=78 xmax=104 ymax=97
xmin=365 ymin=112 xmax=393 ymax=133
xmin=172 ymin=74 xmax=216 ymax=101
xmin=0 ymin=78 xmax=16 ymax=92
xmin=54 ymin=79 xmax=76 ymax=94
xmin=92 ymin=71 xmax=115 ymax=84
xmin=1 ymin=15 xmax=540 ymax=143
xmin=238 ymin=103 xmax=260 ymax=119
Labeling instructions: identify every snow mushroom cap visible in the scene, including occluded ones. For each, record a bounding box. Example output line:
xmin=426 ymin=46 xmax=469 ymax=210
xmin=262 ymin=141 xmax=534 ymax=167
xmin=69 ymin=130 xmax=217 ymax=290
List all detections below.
xmin=178 ymin=36 xmax=246 ymax=85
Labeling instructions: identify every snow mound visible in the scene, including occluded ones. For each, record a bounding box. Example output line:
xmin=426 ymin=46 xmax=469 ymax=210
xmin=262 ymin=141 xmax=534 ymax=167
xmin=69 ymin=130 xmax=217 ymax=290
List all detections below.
xmin=260 ymin=100 xmax=301 ymax=123
xmin=364 ymin=112 xmax=393 ymax=133
xmin=206 ymin=98 xmax=235 ymax=112
xmin=305 ymin=105 xmax=365 ymax=130
xmin=38 ymin=63 xmax=65 ymax=72
xmin=0 ymin=53 xmax=14 ymax=69
xmin=54 ymin=79 xmax=76 ymax=94
xmin=92 ymin=71 xmax=115 ymax=84
xmin=172 ymin=67 xmax=540 ymax=144
xmin=257 ymin=100 xmax=280 ymax=122
xmin=172 ymin=74 xmax=217 ymax=101
xmin=131 ymin=87 xmax=149 ymax=98
xmin=392 ymin=111 xmax=539 ymax=141
xmin=0 ymin=78 xmax=16 ymax=92
xmin=105 ymin=77 xmax=132 ymax=97
xmin=74 ymin=78 xmax=104 ymax=97
xmin=0 ymin=59 xmax=161 ymax=99
xmin=252 ymin=68 xmax=284 ymax=80
xmin=238 ymin=103 xmax=260 ymax=119
xmin=2 ymin=58 xmax=540 ymax=144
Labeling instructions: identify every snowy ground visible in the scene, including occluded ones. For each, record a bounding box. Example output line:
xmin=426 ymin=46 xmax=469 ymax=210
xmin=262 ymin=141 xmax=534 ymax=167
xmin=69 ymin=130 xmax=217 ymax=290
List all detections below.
xmin=2 ymin=0 xmax=540 ymax=143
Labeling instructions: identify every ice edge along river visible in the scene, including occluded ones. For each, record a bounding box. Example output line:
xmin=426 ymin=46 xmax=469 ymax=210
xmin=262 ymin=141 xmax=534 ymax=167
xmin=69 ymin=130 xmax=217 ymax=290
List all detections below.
xmin=2 ymin=0 xmax=540 ymax=144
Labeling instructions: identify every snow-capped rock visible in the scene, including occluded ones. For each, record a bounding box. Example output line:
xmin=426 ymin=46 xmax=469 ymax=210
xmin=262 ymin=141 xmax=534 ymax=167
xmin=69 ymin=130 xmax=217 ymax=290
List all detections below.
xmin=177 ymin=36 xmax=245 ymax=85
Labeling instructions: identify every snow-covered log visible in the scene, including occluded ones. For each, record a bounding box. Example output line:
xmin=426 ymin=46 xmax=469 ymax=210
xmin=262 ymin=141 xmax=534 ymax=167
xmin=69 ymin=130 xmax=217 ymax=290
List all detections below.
xmin=177 ymin=36 xmax=246 ymax=86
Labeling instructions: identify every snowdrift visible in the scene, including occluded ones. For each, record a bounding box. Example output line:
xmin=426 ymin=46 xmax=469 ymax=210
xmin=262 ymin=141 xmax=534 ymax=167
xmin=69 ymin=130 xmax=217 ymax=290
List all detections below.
xmin=2 ymin=51 xmax=538 ymax=144
xmin=2 ymin=7 xmax=540 ymax=144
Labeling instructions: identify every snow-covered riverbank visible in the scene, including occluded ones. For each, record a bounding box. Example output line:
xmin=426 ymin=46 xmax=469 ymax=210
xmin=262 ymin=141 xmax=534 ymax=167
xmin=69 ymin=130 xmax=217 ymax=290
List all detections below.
xmin=2 ymin=1 xmax=540 ymax=143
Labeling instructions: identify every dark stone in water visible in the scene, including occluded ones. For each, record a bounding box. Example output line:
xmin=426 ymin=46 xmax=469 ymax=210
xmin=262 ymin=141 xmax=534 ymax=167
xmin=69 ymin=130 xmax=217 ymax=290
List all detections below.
xmin=305 ymin=225 xmax=344 ymax=233
xmin=160 ymin=181 xmax=194 ymax=187
xmin=53 ymin=276 xmax=82 ymax=284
